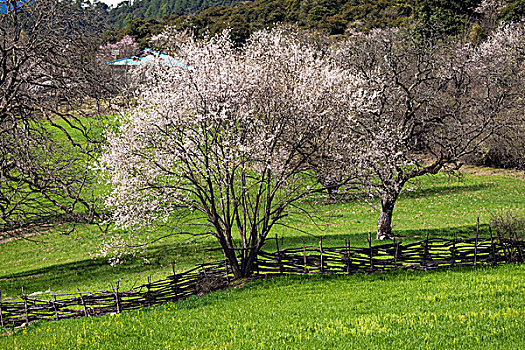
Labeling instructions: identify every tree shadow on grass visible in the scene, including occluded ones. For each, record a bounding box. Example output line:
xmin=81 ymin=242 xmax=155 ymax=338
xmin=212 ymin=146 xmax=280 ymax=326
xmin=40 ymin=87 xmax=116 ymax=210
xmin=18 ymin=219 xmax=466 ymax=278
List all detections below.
xmin=400 ymin=181 xmax=496 ymax=200
xmin=264 ymin=223 xmax=491 ymax=251
xmin=300 ymin=181 xmax=496 ymax=207
xmin=0 ymin=240 xmax=222 ymax=298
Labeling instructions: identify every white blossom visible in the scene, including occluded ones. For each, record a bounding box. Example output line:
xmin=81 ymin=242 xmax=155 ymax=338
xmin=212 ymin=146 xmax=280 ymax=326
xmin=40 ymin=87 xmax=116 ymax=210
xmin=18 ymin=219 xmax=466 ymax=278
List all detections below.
xmin=100 ymin=27 xmax=366 ymax=276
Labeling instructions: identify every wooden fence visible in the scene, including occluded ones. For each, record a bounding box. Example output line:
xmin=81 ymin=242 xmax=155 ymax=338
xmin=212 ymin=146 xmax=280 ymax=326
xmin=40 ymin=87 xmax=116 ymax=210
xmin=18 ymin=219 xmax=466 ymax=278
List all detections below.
xmin=254 ymin=232 xmax=525 ymax=276
xmin=1 ymin=230 xmax=524 ymax=329
xmin=0 ymin=262 xmax=229 ymax=329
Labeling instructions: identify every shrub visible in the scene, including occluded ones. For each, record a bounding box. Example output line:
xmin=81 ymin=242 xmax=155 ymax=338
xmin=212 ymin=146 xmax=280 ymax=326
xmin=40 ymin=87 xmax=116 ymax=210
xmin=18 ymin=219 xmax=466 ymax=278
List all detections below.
xmin=491 ymin=210 xmax=525 ymax=241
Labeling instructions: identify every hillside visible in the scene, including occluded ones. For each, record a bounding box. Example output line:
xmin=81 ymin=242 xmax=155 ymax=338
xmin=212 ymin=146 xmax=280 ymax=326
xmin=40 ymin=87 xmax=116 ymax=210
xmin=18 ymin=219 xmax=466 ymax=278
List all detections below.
xmin=109 ymin=0 xmax=465 ymax=46
xmin=107 ymin=0 xmax=248 ymax=27
xmin=3 ymin=265 xmax=525 ymax=348
xmin=163 ymin=0 xmax=525 ymax=37
xmin=104 ymin=0 xmax=525 ymax=46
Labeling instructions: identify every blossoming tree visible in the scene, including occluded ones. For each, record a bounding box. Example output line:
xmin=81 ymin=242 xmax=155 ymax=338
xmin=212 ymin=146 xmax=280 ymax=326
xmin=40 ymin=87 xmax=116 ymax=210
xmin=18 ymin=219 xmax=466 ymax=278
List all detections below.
xmin=334 ymin=25 xmax=524 ymax=239
xmin=97 ymin=35 xmax=139 ymax=62
xmin=1 ymin=0 xmax=113 ymax=237
xmin=101 ymin=28 xmax=364 ymax=278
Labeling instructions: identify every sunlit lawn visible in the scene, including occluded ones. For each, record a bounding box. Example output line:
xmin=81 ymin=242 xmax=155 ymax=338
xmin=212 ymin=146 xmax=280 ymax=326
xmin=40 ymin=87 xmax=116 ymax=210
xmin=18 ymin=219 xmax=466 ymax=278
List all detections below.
xmin=2 ymin=264 xmax=524 ymax=349
xmin=0 ymin=173 xmax=524 ymax=298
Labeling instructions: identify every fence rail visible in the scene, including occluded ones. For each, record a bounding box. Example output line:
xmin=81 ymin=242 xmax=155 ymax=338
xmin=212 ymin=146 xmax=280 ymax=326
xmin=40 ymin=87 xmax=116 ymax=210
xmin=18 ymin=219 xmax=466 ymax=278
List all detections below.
xmin=0 ymin=262 xmax=230 ymax=328
xmin=254 ymin=235 xmax=524 ymax=276
xmin=1 ymin=231 xmax=524 ymax=329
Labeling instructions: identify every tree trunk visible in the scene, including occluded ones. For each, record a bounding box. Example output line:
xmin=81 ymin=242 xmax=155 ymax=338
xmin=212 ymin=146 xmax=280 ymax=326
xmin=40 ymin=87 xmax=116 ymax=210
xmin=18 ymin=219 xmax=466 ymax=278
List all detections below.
xmin=377 ymin=194 xmax=398 ymax=240
xmin=214 ymin=223 xmax=266 ymax=279
xmin=315 ymin=172 xmax=340 ymax=201
xmin=327 ymin=186 xmax=339 ymax=201
xmin=221 ymin=242 xmax=260 ymax=279
xmin=223 ymin=247 xmax=243 ymax=279
xmin=215 ymin=236 xmax=243 ymax=279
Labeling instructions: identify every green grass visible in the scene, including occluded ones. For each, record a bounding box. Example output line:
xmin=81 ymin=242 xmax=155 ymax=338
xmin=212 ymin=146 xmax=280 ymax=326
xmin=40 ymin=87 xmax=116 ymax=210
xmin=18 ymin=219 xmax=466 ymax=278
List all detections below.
xmin=1 ymin=117 xmax=524 ymax=347
xmin=2 ymin=264 xmax=524 ymax=349
xmin=0 ymin=173 xmax=524 ymax=299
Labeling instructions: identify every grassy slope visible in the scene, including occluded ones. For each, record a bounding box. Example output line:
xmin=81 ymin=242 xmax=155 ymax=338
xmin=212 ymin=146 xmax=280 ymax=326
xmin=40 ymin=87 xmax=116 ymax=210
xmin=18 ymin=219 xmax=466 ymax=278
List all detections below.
xmin=0 ymin=116 xmax=524 ymax=347
xmin=2 ymin=264 xmax=524 ymax=349
xmin=0 ymin=173 xmax=524 ymax=298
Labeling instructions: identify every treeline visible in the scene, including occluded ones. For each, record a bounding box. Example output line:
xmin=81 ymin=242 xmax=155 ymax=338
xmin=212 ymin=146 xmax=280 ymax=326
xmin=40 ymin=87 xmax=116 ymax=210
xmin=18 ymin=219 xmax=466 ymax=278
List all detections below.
xmin=105 ymin=0 xmax=246 ymax=28
xmin=502 ymin=0 xmax=525 ymax=21
xmin=103 ymin=0 xmax=525 ymax=46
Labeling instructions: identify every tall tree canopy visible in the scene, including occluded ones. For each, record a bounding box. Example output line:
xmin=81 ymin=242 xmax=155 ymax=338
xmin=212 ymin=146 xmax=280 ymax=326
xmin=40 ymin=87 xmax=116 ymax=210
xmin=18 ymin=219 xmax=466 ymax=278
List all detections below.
xmin=101 ymin=28 xmax=364 ymax=277
xmin=334 ymin=24 xmax=525 ymax=239
xmin=0 ymin=0 xmax=112 ymax=237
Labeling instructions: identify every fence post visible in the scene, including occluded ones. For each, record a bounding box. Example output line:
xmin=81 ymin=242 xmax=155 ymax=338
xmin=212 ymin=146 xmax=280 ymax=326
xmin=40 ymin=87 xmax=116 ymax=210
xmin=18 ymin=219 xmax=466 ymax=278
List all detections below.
xmin=173 ymin=273 xmax=179 ymax=300
xmin=145 ymin=276 xmax=152 ymax=306
xmin=51 ymin=289 xmax=59 ymax=321
xmin=275 ymin=234 xmax=282 ymax=274
xmin=345 ymin=238 xmax=351 ymax=274
xmin=112 ymin=281 xmax=121 ymax=313
xmin=22 ymin=287 xmax=29 ymax=326
xmin=302 ymin=238 xmax=308 ymax=274
xmin=423 ymin=231 xmax=430 ymax=270
xmin=368 ymin=231 xmax=373 ymax=271
xmin=452 ymin=232 xmax=456 ymax=267
xmin=319 ymin=237 xmax=324 ymax=273
xmin=489 ymin=227 xmax=496 ymax=266
xmin=0 ymin=286 xmax=4 ymax=328
xmin=474 ymin=216 xmax=479 ymax=266
xmin=77 ymin=289 xmax=89 ymax=317
xmin=171 ymin=261 xmax=182 ymax=296
xmin=393 ymin=237 xmax=398 ymax=268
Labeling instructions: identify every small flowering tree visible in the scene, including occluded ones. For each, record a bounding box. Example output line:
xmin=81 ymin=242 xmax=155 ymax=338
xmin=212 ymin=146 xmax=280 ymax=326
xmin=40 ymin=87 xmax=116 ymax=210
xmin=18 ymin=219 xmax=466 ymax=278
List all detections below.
xmin=97 ymin=35 xmax=139 ymax=62
xmin=334 ymin=26 xmax=524 ymax=239
xmin=101 ymin=28 xmax=363 ymax=278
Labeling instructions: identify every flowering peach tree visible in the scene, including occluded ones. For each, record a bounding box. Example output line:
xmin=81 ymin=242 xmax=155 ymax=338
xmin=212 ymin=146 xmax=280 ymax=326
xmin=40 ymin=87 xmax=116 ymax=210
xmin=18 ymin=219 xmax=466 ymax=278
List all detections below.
xmin=97 ymin=35 xmax=139 ymax=62
xmin=101 ymin=28 xmax=364 ymax=277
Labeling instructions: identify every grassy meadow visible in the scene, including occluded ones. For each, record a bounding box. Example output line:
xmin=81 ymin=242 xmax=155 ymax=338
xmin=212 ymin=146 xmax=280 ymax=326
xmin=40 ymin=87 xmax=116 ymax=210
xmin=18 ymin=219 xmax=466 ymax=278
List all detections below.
xmin=1 ymin=264 xmax=524 ymax=349
xmin=1 ymin=118 xmax=524 ymax=347
xmin=0 ymin=172 xmax=524 ymax=299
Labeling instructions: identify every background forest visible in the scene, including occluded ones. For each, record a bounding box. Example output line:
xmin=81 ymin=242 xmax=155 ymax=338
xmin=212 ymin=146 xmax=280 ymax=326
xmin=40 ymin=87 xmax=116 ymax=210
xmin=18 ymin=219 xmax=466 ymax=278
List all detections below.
xmin=95 ymin=0 xmax=525 ymax=46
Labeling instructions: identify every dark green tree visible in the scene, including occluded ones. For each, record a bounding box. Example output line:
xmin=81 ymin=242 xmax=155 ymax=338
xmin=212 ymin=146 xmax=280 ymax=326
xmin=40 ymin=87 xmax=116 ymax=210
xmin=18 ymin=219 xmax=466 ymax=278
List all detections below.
xmin=414 ymin=0 xmax=482 ymax=35
xmin=501 ymin=0 xmax=525 ymax=22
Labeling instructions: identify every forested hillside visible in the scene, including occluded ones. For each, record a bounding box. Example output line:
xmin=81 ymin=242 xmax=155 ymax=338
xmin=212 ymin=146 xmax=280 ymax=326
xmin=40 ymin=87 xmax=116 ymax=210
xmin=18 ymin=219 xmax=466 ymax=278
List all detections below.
xmin=105 ymin=0 xmax=524 ymax=47
xmin=107 ymin=0 xmax=247 ymax=27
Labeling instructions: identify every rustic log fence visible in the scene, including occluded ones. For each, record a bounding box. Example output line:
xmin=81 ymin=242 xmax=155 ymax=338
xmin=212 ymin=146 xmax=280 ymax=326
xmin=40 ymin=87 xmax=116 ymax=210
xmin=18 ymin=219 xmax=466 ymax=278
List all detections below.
xmin=0 ymin=230 xmax=523 ymax=329
xmin=254 ymin=234 xmax=524 ymax=276
xmin=0 ymin=262 xmax=229 ymax=329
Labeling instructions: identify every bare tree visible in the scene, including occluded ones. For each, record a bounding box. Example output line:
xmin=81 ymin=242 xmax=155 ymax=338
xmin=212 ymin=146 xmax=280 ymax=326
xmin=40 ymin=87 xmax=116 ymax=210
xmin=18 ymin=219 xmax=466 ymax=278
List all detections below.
xmin=101 ymin=28 xmax=363 ymax=278
xmin=0 ymin=0 xmax=113 ymax=238
xmin=334 ymin=26 xmax=524 ymax=239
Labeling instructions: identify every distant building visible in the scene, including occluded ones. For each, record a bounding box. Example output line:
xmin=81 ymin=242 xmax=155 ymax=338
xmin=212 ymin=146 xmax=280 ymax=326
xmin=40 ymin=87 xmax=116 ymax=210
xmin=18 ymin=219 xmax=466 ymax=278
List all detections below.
xmin=107 ymin=48 xmax=189 ymax=69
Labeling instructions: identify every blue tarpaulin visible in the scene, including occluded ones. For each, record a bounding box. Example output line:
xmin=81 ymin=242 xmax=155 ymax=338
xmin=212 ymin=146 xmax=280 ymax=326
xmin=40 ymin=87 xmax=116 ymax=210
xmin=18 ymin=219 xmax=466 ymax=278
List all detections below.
xmin=107 ymin=48 xmax=190 ymax=69
xmin=0 ymin=0 xmax=32 ymax=14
